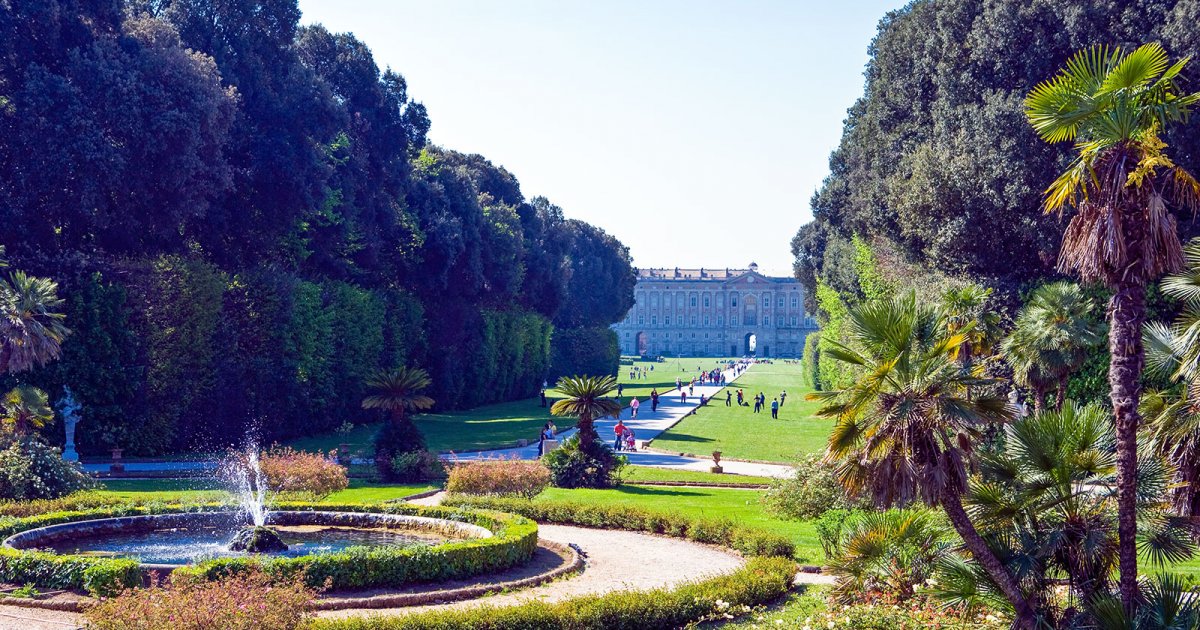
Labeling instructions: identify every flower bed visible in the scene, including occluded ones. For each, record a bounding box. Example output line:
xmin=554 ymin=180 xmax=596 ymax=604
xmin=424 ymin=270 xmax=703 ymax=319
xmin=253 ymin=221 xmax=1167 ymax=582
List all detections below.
xmin=440 ymin=495 xmax=795 ymax=558
xmin=0 ymin=501 xmax=537 ymax=595
xmin=309 ymin=556 xmax=797 ymax=630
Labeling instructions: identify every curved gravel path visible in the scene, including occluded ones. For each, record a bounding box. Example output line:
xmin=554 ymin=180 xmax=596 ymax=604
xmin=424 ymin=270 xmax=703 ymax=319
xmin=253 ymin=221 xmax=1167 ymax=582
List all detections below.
xmin=317 ymin=522 xmax=745 ymax=619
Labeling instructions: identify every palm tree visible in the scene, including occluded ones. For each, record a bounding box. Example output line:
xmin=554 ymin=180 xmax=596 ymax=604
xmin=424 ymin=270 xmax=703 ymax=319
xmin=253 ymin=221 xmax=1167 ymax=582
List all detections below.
xmin=1025 ymin=42 xmax=1200 ymax=609
xmin=826 ymin=508 xmax=951 ymax=604
xmin=941 ymin=284 xmax=1004 ymax=368
xmin=2 ymin=385 xmax=53 ymax=438
xmin=1001 ymin=282 xmax=1106 ymax=413
xmin=551 ymin=375 xmax=621 ymax=449
xmin=1143 ymin=239 xmax=1200 ymax=517
xmin=809 ymin=292 xmax=1037 ymax=629
xmin=0 ymin=270 xmax=70 ymax=375
xmin=362 ymin=366 xmax=436 ymax=426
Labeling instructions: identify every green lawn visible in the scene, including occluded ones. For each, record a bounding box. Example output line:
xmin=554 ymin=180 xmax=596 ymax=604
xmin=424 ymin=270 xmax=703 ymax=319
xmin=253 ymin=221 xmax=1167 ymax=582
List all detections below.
xmin=97 ymin=478 xmax=437 ymax=504
xmin=539 ymin=485 xmax=821 ymax=563
xmin=620 ymin=465 xmax=773 ymax=486
xmin=650 ymin=361 xmax=828 ymax=463
xmin=286 ymin=398 xmax=567 ymax=456
xmin=552 ymin=357 xmax=734 ymax=400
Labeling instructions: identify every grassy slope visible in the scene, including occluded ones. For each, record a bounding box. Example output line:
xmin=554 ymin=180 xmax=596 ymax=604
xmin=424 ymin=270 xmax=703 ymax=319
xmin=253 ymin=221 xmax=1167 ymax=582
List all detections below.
xmin=620 ymin=465 xmax=773 ymax=485
xmin=650 ymin=361 xmax=829 ymax=462
xmin=553 ymin=357 xmax=734 ymax=400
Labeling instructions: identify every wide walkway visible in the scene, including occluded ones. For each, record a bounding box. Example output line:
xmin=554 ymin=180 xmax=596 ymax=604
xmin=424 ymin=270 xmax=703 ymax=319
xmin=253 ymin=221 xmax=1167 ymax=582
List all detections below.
xmin=445 ymin=364 xmax=794 ymax=478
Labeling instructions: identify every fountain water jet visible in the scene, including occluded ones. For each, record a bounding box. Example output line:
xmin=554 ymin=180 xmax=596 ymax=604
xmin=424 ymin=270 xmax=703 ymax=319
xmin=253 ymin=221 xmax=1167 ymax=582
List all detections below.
xmin=222 ymin=440 xmax=287 ymax=553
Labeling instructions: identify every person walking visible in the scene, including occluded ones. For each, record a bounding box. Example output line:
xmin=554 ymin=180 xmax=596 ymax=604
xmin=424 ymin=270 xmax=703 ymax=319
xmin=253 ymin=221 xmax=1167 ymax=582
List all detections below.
xmin=617 ymin=383 xmax=624 ymax=397
xmin=770 ymin=398 xmax=779 ymax=419
xmin=539 ymin=388 xmax=547 ymax=407
xmin=725 ymin=391 xmax=732 ymax=406
xmin=780 ymin=390 xmax=787 ymax=407
xmin=680 ymin=390 xmax=687 ymax=404
xmin=753 ymin=396 xmax=761 ymax=413
xmin=613 ymin=420 xmax=626 ymax=451
xmin=651 ymin=389 xmax=660 ymax=412
xmin=630 ymin=397 xmax=640 ymax=419
xmin=737 ymin=389 xmax=744 ymax=406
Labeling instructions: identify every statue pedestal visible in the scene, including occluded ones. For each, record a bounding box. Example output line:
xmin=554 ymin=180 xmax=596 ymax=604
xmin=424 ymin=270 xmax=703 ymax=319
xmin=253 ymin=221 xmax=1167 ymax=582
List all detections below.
xmin=61 ymin=444 xmax=79 ymax=462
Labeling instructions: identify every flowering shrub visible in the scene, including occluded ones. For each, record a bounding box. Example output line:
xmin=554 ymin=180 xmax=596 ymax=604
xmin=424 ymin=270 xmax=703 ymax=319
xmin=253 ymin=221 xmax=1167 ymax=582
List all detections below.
xmin=258 ymin=447 xmax=348 ymax=499
xmin=0 ymin=439 xmax=95 ymax=500
xmin=446 ymin=458 xmax=551 ymax=499
xmin=727 ymin=591 xmax=1008 ymax=630
xmin=388 ymin=449 xmax=445 ymax=482
xmin=85 ymin=570 xmax=316 ymax=630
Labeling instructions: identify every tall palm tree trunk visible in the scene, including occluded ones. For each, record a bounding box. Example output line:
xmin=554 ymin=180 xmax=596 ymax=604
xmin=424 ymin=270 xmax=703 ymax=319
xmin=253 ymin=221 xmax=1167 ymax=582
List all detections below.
xmin=1056 ymin=377 xmax=1068 ymax=411
xmin=576 ymin=412 xmax=597 ymax=444
xmin=1109 ymin=278 xmax=1144 ymax=611
xmin=1032 ymin=385 xmax=1046 ymax=415
xmin=942 ymin=489 xmax=1037 ymax=630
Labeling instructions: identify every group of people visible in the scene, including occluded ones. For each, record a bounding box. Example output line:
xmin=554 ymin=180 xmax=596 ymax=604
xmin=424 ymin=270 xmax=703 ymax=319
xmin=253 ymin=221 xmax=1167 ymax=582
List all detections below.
xmin=627 ymin=365 xmax=653 ymax=380
xmin=537 ymin=420 xmax=558 ymax=455
xmin=727 ymin=388 xmax=786 ymax=418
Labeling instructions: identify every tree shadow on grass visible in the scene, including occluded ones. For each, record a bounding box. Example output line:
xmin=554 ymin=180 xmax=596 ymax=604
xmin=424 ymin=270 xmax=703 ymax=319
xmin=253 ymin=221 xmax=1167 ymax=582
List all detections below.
xmin=654 ymin=433 xmax=714 ymax=443
xmin=611 ymin=485 xmax=708 ymax=498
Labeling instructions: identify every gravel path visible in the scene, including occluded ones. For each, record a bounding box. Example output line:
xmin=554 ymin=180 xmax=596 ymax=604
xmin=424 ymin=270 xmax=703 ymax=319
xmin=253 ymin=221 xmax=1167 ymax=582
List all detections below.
xmin=317 ymin=522 xmax=746 ymax=619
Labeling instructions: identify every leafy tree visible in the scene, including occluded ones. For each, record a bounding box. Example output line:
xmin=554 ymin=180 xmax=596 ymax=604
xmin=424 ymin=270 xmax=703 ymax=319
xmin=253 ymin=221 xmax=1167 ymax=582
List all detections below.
xmin=1002 ymin=282 xmax=1106 ymax=413
xmin=1 ymin=385 xmax=53 ymax=438
xmin=0 ymin=270 xmax=70 ymax=375
xmin=1024 ymin=43 xmax=1200 ymax=610
xmin=809 ymin=293 xmax=1036 ymax=628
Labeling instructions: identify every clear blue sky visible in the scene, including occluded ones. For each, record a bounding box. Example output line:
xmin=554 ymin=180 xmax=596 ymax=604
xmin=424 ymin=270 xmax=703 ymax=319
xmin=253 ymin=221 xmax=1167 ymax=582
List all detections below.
xmin=298 ymin=0 xmax=904 ymax=274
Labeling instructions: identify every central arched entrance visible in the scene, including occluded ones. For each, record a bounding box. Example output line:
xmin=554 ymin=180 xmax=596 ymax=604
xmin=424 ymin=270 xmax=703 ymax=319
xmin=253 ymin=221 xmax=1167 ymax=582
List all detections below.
xmin=744 ymin=332 xmax=757 ymax=356
xmin=636 ymin=331 xmax=648 ymax=356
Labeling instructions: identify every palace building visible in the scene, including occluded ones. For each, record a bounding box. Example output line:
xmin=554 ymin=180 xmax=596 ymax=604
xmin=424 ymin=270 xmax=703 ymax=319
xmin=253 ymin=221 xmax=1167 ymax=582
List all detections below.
xmin=612 ymin=263 xmax=818 ymax=358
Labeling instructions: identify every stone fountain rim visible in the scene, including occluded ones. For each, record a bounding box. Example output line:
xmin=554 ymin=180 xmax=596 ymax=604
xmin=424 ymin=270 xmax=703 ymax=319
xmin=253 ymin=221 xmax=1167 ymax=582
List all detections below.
xmin=3 ymin=509 xmax=495 ymax=570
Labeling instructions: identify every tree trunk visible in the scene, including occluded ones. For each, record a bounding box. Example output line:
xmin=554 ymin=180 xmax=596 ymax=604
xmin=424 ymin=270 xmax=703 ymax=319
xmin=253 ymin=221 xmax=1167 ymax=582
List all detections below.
xmin=1032 ymin=386 xmax=1046 ymax=415
xmin=1109 ymin=279 xmax=1145 ymax=612
xmin=941 ymin=489 xmax=1038 ymax=630
xmin=1055 ymin=377 xmax=1067 ymax=411
xmin=576 ymin=412 xmax=597 ymax=444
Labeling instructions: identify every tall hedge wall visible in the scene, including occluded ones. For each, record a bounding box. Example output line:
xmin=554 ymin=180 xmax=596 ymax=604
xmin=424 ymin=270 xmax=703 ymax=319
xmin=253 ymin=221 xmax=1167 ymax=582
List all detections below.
xmin=547 ymin=327 xmax=619 ymax=381
xmin=7 ymin=257 xmax=554 ymax=456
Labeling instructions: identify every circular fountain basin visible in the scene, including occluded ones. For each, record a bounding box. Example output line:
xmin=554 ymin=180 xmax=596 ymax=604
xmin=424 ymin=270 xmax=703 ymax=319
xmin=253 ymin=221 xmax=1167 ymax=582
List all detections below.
xmin=4 ymin=511 xmax=493 ymax=571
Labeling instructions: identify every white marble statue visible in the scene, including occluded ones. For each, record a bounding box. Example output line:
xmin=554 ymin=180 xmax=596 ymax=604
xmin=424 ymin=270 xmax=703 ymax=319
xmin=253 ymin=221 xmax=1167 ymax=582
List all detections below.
xmin=57 ymin=387 xmax=81 ymax=462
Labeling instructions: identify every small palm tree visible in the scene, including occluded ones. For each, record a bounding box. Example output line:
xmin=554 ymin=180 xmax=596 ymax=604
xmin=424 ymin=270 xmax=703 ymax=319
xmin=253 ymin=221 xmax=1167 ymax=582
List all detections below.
xmin=941 ymin=284 xmax=1003 ymax=367
xmin=551 ymin=375 xmax=621 ymax=448
xmin=1025 ymin=42 xmax=1200 ymax=609
xmin=362 ymin=366 xmax=435 ymax=426
xmin=0 ymin=270 xmax=70 ymax=375
xmin=826 ymin=509 xmax=951 ymax=604
xmin=2 ymin=385 xmax=53 ymax=438
xmin=809 ymin=292 xmax=1036 ymax=629
xmin=1002 ymin=282 xmax=1106 ymax=412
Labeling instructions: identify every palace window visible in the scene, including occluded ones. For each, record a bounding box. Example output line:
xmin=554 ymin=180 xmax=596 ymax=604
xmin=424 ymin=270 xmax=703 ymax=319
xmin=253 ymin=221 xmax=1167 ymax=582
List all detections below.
xmin=651 ymin=315 xmax=657 ymax=325
xmin=791 ymin=316 xmax=798 ymax=326
xmin=691 ymin=316 xmax=697 ymax=325
xmin=703 ymin=295 xmax=710 ymax=307
xmin=764 ymin=316 xmax=770 ymax=326
xmin=717 ymin=316 xmax=723 ymax=326
xmin=732 ymin=316 xmax=739 ymax=326
xmin=638 ymin=316 xmax=644 ymax=325
xmin=664 ymin=316 xmax=671 ymax=326
xmin=791 ymin=297 xmax=798 ymax=308
xmin=764 ymin=297 xmax=771 ymax=308
xmin=731 ymin=295 xmax=739 ymax=307
xmin=690 ymin=296 xmax=697 ymax=307
xmin=704 ymin=316 xmax=710 ymax=326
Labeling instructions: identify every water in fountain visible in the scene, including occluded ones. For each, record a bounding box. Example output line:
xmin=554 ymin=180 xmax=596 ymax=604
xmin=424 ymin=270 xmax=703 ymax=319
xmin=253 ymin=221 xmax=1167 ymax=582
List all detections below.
xmin=231 ymin=444 xmax=269 ymax=527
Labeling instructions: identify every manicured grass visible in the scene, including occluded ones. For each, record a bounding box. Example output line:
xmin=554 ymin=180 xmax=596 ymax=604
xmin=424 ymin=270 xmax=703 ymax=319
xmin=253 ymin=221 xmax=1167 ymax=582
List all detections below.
xmin=97 ymin=478 xmax=437 ymax=504
xmin=286 ymin=398 xmax=568 ymax=456
xmin=538 ymin=485 xmax=821 ymax=563
xmin=650 ymin=361 xmax=828 ymax=463
xmin=621 ymin=465 xmax=773 ymax=486
xmin=549 ymin=357 xmax=734 ymax=401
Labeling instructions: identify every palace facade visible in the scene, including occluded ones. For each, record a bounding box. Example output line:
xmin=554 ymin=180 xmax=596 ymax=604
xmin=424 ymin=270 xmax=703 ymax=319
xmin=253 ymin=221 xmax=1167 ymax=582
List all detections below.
xmin=612 ymin=263 xmax=818 ymax=358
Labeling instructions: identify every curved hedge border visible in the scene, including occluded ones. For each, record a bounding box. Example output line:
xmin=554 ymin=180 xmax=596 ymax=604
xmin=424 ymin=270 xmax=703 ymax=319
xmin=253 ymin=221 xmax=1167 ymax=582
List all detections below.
xmin=441 ymin=495 xmax=795 ymax=558
xmin=0 ymin=501 xmax=537 ymax=595
xmin=311 ymin=556 xmax=798 ymax=630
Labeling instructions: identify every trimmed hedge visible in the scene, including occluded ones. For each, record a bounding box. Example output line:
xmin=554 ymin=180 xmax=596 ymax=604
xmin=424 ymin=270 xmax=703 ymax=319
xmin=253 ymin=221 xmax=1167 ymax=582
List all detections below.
xmin=174 ymin=502 xmax=538 ymax=589
xmin=0 ymin=501 xmax=537 ymax=593
xmin=0 ymin=547 xmax=140 ymax=596
xmin=441 ymin=496 xmax=795 ymax=558
xmin=309 ymin=556 xmax=797 ymax=630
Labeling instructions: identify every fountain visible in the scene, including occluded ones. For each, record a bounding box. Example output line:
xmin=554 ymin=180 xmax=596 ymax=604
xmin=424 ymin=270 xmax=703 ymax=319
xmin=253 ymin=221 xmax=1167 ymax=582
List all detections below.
xmin=223 ymin=444 xmax=287 ymax=553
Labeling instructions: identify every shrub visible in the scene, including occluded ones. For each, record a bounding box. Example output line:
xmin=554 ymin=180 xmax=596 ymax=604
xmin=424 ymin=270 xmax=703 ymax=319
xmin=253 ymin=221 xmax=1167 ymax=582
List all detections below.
xmin=0 ymin=547 xmax=139 ymax=596
xmin=446 ymin=458 xmax=550 ymax=499
xmin=825 ymin=509 xmax=951 ymax=604
xmin=85 ymin=570 xmax=316 ymax=630
xmin=440 ymin=495 xmax=795 ymax=559
xmin=257 ymin=446 xmax=348 ymax=499
xmin=309 ymin=556 xmax=796 ymax=630
xmin=762 ymin=454 xmax=867 ymax=520
xmin=0 ymin=490 xmax=127 ymax=518
xmin=542 ymin=436 xmax=625 ymax=489
xmin=374 ymin=421 xmax=436 ymax=482
xmin=388 ymin=450 xmax=445 ymax=482
xmin=0 ymin=439 xmax=95 ymax=500
xmin=814 ymin=508 xmax=857 ymax=560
